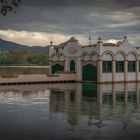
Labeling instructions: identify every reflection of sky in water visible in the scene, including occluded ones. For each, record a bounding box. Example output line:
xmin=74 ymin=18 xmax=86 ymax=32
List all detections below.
xmin=0 ymin=90 xmax=50 ymax=105
xmin=0 ymin=83 xmax=140 ymax=140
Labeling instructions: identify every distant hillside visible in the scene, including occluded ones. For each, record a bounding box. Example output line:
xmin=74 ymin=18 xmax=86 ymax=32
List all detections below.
xmin=0 ymin=38 xmax=49 ymax=54
xmin=28 ymin=46 xmax=49 ymax=54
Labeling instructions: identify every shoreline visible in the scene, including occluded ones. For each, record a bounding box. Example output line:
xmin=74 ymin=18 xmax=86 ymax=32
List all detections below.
xmin=0 ymin=65 xmax=50 ymax=68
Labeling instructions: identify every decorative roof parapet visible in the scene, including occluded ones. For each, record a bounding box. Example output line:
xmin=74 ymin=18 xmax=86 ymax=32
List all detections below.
xmin=123 ymin=35 xmax=127 ymax=40
xmin=122 ymin=35 xmax=128 ymax=43
xmin=50 ymin=41 xmax=53 ymax=45
xmin=97 ymin=37 xmax=103 ymax=44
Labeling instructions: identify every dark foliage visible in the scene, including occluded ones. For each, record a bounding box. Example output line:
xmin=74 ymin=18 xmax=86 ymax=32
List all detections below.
xmin=0 ymin=0 xmax=21 ymax=15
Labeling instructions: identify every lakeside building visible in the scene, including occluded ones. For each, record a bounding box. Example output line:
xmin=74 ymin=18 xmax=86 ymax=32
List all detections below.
xmin=49 ymin=36 xmax=140 ymax=83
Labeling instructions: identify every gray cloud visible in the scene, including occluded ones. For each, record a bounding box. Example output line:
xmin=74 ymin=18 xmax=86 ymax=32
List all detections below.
xmin=0 ymin=0 xmax=140 ymax=45
xmin=22 ymin=0 xmax=140 ymax=9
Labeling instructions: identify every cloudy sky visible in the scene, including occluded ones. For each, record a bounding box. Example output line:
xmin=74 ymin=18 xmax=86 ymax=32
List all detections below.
xmin=0 ymin=0 xmax=140 ymax=46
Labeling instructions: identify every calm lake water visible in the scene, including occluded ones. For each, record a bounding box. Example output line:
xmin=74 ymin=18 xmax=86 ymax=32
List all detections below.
xmin=0 ymin=83 xmax=140 ymax=140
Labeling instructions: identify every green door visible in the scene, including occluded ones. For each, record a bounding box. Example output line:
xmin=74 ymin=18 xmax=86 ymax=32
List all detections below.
xmin=82 ymin=64 xmax=97 ymax=81
xmin=52 ymin=64 xmax=64 ymax=73
xmin=70 ymin=60 xmax=75 ymax=72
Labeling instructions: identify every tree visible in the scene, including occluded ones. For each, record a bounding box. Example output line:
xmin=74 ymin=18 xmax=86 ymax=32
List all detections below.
xmin=0 ymin=0 xmax=21 ymax=16
xmin=26 ymin=54 xmax=49 ymax=65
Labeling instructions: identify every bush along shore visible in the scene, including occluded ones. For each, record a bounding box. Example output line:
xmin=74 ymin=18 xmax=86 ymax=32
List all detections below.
xmin=0 ymin=51 xmax=49 ymax=66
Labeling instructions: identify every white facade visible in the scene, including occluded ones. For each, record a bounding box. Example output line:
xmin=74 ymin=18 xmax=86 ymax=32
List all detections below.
xmin=50 ymin=36 xmax=140 ymax=83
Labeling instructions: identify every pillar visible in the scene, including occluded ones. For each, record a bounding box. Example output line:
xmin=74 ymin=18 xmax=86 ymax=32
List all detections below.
xmin=76 ymin=58 xmax=82 ymax=81
xmin=65 ymin=57 xmax=69 ymax=72
xmin=136 ymin=83 xmax=140 ymax=109
xmin=97 ymin=60 xmax=103 ymax=83
xmin=124 ymin=60 xmax=128 ymax=82
xmin=136 ymin=60 xmax=139 ymax=81
xmin=112 ymin=60 xmax=116 ymax=82
xmin=49 ymin=60 xmax=52 ymax=74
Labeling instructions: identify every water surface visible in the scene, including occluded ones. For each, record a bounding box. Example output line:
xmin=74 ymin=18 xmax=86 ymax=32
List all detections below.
xmin=0 ymin=83 xmax=140 ymax=140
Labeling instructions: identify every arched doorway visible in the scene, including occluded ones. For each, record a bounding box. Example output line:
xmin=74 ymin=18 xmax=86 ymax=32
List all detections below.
xmin=52 ymin=64 xmax=64 ymax=73
xmin=82 ymin=64 xmax=97 ymax=81
xmin=70 ymin=60 xmax=75 ymax=72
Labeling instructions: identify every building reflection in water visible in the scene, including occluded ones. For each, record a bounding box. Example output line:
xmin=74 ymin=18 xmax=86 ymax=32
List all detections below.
xmin=0 ymin=82 xmax=140 ymax=133
xmin=49 ymin=83 xmax=140 ymax=130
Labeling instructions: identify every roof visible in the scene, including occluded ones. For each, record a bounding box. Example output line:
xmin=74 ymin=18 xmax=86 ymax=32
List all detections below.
xmin=67 ymin=37 xmax=78 ymax=42
xmin=55 ymin=37 xmax=78 ymax=48
xmin=82 ymin=44 xmax=97 ymax=48
xmin=103 ymin=39 xmax=122 ymax=47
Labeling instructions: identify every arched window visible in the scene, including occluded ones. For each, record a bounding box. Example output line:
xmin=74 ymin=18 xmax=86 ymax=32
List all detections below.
xmin=70 ymin=60 xmax=75 ymax=72
xmin=127 ymin=53 xmax=136 ymax=72
xmin=115 ymin=53 xmax=125 ymax=72
xmin=102 ymin=52 xmax=113 ymax=73
xmin=52 ymin=64 xmax=64 ymax=73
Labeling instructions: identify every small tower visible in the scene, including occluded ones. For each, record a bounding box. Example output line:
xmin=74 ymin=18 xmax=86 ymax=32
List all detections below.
xmin=50 ymin=41 xmax=53 ymax=45
xmin=49 ymin=41 xmax=54 ymax=57
xmin=123 ymin=35 xmax=127 ymax=41
xmin=123 ymin=35 xmax=128 ymax=43
xmin=97 ymin=37 xmax=103 ymax=44
xmin=49 ymin=41 xmax=54 ymax=74
xmin=124 ymin=35 xmax=127 ymax=40
xmin=88 ymin=32 xmax=91 ymax=46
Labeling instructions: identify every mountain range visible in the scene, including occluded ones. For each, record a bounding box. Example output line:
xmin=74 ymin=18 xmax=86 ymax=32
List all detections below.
xmin=0 ymin=38 xmax=49 ymax=54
